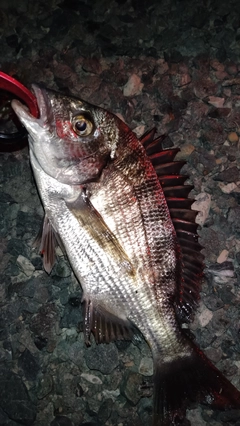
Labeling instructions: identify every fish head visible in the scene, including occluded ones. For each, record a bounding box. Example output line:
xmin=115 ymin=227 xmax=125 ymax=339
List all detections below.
xmin=11 ymin=85 xmax=129 ymax=185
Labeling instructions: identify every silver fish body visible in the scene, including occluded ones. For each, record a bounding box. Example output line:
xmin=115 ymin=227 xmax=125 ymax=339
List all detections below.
xmin=12 ymin=86 xmax=240 ymax=425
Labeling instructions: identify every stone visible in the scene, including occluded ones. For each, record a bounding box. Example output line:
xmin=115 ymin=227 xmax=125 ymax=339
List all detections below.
xmin=206 ymin=96 xmax=225 ymax=108
xmin=218 ymin=182 xmax=240 ymax=194
xmin=50 ymin=416 xmax=75 ymax=426
xmin=198 ymin=307 xmax=213 ymax=327
xmin=217 ymin=249 xmax=229 ymax=264
xmin=191 ymin=192 xmax=211 ymax=226
xmin=123 ymin=74 xmax=143 ymax=96
xmin=0 ymin=369 xmax=37 ymax=425
xmin=84 ymin=343 xmax=119 ymax=374
xmin=17 ymin=255 xmax=35 ymax=276
xmin=81 ymin=373 xmax=103 ymax=385
xmin=18 ymin=349 xmax=40 ymax=381
xmin=138 ymin=356 xmax=153 ymax=376
xmin=213 ymin=166 xmax=240 ymax=183
xmin=228 ymin=132 xmax=239 ymax=143
xmin=120 ymin=370 xmax=142 ymax=405
xmin=98 ymin=398 xmax=113 ymax=423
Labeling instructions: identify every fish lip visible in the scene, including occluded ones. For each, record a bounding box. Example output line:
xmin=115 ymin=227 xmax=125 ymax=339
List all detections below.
xmin=31 ymin=83 xmax=53 ymax=126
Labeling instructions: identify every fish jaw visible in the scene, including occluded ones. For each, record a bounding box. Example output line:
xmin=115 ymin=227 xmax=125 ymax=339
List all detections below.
xmin=11 ymin=85 xmax=120 ymax=185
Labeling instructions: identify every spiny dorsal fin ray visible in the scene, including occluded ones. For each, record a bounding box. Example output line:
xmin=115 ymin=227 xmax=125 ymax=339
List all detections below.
xmin=140 ymin=128 xmax=204 ymax=322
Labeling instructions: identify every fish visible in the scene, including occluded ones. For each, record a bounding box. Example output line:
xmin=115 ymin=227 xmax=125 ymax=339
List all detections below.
xmin=12 ymin=86 xmax=240 ymax=425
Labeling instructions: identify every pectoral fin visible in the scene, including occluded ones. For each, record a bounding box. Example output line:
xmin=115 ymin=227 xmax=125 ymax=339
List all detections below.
xmin=66 ymin=191 xmax=135 ymax=276
xmin=33 ymin=214 xmax=64 ymax=274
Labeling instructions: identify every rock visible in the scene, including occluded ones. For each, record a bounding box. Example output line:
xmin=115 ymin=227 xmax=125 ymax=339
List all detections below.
xmin=37 ymin=374 xmax=53 ymax=399
xmin=84 ymin=343 xmax=119 ymax=374
xmin=123 ymin=74 xmax=143 ymax=96
xmin=206 ymin=96 xmax=225 ymax=108
xmin=211 ymin=309 xmax=230 ymax=336
xmin=0 ymin=369 xmax=37 ymax=425
xmin=50 ymin=416 xmax=75 ymax=426
xmin=98 ymin=398 xmax=113 ymax=423
xmin=17 ymin=255 xmax=35 ymax=277
xmin=29 ymin=303 xmax=59 ymax=352
xmin=204 ymin=347 xmax=222 ymax=363
xmin=138 ymin=356 xmax=153 ymax=376
xmin=213 ymin=166 xmax=240 ymax=183
xmin=187 ymin=407 xmax=206 ymax=425
xmin=191 ymin=192 xmax=211 ymax=226
xmin=228 ymin=132 xmax=239 ymax=143
xmin=218 ymin=181 xmax=240 ymax=194
xmin=18 ymin=349 xmax=40 ymax=381
xmin=81 ymin=373 xmax=103 ymax=385
xmin=120 ymin=370 xmax=142 ymax=405
xmin=175 ymin=143 xmax=195 ymax=160
xmin=222 ymin=78 xmax=240 ymax=86
xmin=198 ymin=307 xmax=213 ymax=327
xmin=217 ymin=249 xmax=229 ymax=263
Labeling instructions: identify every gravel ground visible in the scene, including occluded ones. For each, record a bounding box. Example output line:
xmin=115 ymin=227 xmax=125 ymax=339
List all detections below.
xmin=0 ymin=0 xmax=240 ymax=425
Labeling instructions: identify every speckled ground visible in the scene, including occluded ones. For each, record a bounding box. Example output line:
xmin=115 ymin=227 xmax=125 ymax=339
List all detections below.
xmin=0 ymin=1 xmax=240 ymax=425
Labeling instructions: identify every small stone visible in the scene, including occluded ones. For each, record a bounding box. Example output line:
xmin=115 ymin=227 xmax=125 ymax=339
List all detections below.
xmin=18 ymin=349 xmax=40 ymax=381
xmin=37 ymin=374 xmax=53 ymax=399
xmin=218 ymin=182 xmax=240 ymax=194
xmin=187 ymin=407 xmax=206 ymax=426
xmin=84 ymin=343 xmax=119 ymax=374
xmin=206 ymin=96 xmax=225 ymax=108
xmin=204 ymin=347 xmax=222 ymax=363
xmin=217 ymin=249 xmax=229 ymax=264
xmin=0 ymin=369 xmax=37 ymax=424
xmin=50 ymin=416 xmax=74 ymax=426
xmin=198 ymin=307 xmax=213 ymax=327
xmin=17 ymin=255 xmax=35 ymax=277
xmin=138 ymin=356 xmax=153 ymax=376
xmin=123 ymin=74 xmax=144 ymax=96
xmin=191 ymin=192 xmax=211 ymax=226
xmin=134 ymin=125 xmax=145 ymax=138
xmin=175 ymin=143 xmax=195 ymax=160
xmin=222 ymin=78 xmax=240 ymax=86
xmin=213 ymin=166 xmax=240 ymax=183
xmin=120 ymin=371 xmax=142 ymax=405
xmin=98 ymin=398 xmax=113 ymax=423
xmin=228 ymin=132 xmax=239 ymax=143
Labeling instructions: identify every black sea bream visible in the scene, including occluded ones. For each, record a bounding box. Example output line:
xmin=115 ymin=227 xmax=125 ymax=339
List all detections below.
xmin=12 ymin=86 xmax=240 ymax=425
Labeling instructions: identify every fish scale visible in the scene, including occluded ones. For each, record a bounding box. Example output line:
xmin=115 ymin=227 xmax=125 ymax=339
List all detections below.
xmin=12 ymin=86 xmax=240 ymax=426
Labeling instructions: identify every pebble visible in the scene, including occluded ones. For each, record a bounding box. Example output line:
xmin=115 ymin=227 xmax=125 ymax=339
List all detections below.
xmin=198 ymin=307 xmax=213 ymax=327
xmin=227 ymin=131 xmax=239 ymax=143
xmin=81 ymin=373 xmax=103 ymax=385
xmin=218 ymin=181 xmax=240 ymax=194
xmin=16 ymin=255 xmax=35 ymax=277
xmin=138 ymin=356 xmax=153 ymax=376
xmin=217 ymin=249 xmax=229 ymax=263
xmin=207 ymin=96 xmax=225 ymax=108
xmin=123 ymin=74 xmax=144 ymax=96
xmin=191 ymin=192 xmax=211 ymax=226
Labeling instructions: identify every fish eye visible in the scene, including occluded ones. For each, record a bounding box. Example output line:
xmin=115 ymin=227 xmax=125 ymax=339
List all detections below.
xmin=72 ymin=114 xmax=94 ymax=136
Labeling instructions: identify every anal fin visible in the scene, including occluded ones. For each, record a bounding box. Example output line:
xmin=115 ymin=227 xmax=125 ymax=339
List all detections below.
xmin=83 ymin=298 xmax=137 ymax=345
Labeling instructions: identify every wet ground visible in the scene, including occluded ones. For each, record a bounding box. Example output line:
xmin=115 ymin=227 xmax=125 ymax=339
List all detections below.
xmin=0 ymin=0 xmax=240 ymax=425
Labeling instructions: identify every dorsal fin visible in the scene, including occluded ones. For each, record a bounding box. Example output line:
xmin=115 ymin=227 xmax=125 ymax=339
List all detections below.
xmin=140 ymin=129 xmax=204 ymax=323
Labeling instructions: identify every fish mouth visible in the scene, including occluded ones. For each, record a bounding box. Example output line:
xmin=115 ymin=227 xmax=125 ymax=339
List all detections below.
xmin=11 ymin=84 xmax=53 ymax=131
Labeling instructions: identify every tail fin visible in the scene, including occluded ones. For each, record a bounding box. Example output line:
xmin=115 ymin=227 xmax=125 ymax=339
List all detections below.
xmin=153 ymin=342 xmax=240 ymax=426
